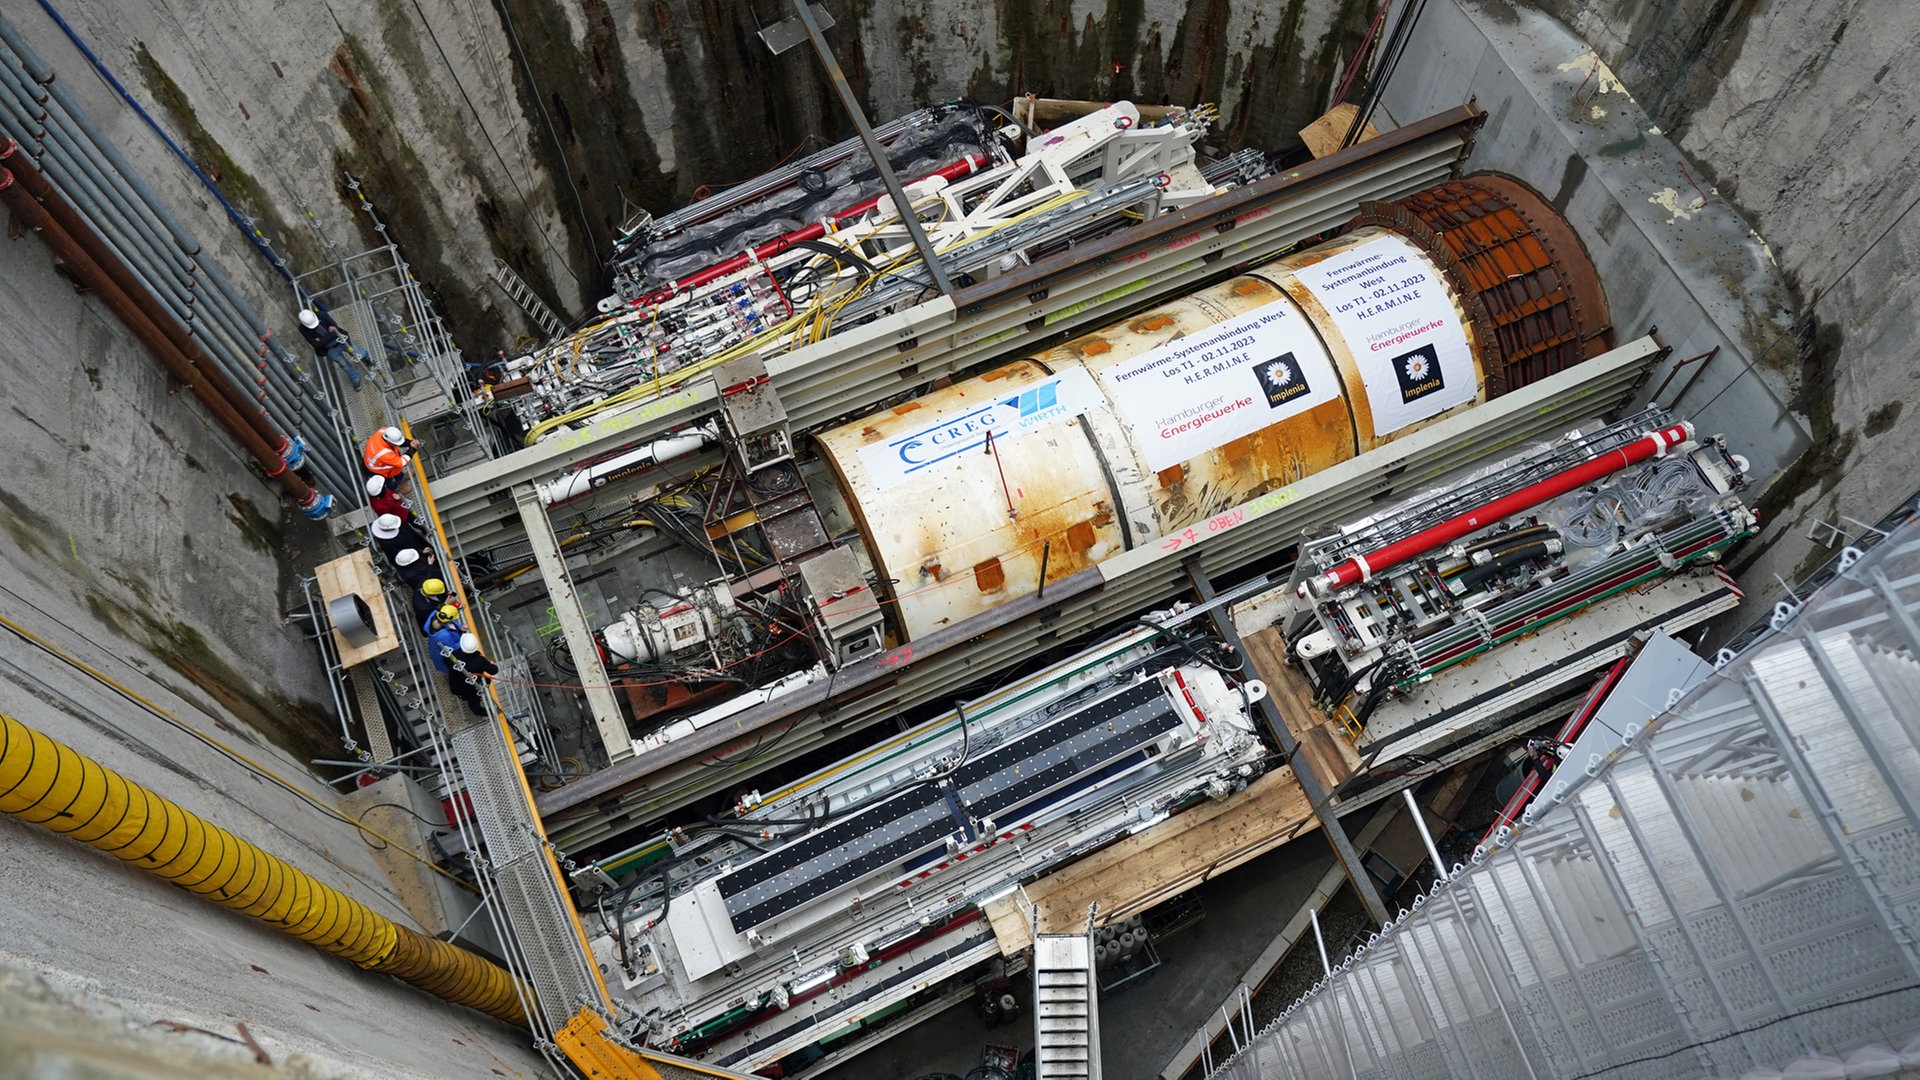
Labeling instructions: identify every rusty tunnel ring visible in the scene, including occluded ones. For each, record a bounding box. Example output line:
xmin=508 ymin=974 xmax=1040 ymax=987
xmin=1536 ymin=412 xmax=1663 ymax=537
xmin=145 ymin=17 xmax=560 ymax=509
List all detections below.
xmin=1349 ymin=173 xmax=1613 ymax=399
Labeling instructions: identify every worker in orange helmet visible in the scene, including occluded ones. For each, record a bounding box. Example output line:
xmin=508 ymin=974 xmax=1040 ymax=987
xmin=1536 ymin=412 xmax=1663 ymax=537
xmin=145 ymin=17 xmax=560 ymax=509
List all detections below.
xmin=362 ymin=426 xmax=422 ymax=482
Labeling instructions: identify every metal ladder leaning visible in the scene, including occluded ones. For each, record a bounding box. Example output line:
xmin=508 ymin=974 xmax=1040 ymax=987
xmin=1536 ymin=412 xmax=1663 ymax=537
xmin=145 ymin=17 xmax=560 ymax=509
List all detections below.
xmin=1034 ymin=929 xmax=1101 ymax=1080
xmin=487 ymin=257 xmax=562 ymax=339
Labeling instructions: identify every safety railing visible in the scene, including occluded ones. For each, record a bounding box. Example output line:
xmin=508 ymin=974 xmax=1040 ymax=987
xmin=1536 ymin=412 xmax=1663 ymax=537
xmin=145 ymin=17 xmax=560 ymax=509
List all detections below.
xmin=1209 ymin=526 xmax=1920 ymax=1079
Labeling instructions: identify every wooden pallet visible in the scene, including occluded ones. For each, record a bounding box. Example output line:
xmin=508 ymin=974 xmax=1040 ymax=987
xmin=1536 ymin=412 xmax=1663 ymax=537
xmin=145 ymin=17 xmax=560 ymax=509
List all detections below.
xmin=314 ymin=549 xmax=399 ymax=667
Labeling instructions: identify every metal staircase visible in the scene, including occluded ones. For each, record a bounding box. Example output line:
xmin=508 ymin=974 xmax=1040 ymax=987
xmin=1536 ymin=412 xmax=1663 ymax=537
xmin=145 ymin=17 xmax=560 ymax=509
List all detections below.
xmin=1206 ymin=529 xmax=1920 ymax=1080
xmin=1035 ymin=932 xmax=1101 ymax=1080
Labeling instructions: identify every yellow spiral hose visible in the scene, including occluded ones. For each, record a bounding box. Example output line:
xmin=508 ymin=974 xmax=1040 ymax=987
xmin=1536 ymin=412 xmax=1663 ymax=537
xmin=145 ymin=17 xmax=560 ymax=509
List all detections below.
xmin=0 ymin=711 xmax=528 ymax=1026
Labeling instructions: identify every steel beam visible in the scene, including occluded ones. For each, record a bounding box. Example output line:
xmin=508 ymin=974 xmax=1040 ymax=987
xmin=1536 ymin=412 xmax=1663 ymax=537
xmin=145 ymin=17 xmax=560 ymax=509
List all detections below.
xmin=787 ymin=0 xmax=951 ymax=294
xmin=1185 ymin=558 xmax=1391 ymax=927
xmin=512 ymin=484 xmax=632 ymax=763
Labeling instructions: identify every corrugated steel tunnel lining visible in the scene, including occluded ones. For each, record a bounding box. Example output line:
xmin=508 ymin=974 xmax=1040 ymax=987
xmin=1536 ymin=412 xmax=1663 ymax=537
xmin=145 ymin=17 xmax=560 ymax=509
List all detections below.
xmin=1350 ymin=173 xmax=1614 ymax=397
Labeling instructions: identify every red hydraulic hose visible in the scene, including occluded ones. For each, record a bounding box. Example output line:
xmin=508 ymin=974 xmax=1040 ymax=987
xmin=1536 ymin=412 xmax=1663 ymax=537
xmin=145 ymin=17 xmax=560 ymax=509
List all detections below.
xmin=1301 ymin=423 xmax=1694 ymax=598
xmin=637 ymin=154 xmax=986 ymax=306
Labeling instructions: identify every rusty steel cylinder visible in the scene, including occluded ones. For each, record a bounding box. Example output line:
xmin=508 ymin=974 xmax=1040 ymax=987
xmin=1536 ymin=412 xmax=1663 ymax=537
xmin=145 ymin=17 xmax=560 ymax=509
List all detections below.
xmin=819 ymin=175 xmax=1610 ymax=641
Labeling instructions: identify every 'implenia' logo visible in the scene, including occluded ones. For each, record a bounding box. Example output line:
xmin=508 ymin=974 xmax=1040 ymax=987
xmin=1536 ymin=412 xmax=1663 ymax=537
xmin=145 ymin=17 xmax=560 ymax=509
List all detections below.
xmin=1254 ymin=351 xmax=1310 ymax=409
xmin=1390 ymin=343 xmax=1444 ymax=403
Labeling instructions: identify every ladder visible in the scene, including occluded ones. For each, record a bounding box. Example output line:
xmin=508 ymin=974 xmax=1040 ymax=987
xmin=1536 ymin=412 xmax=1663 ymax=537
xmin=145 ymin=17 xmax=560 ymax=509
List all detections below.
xmin=488 ymin=257 xmax=563 ymax=339
xmin=1034 ymin=932 xmax=1101 ymax=1080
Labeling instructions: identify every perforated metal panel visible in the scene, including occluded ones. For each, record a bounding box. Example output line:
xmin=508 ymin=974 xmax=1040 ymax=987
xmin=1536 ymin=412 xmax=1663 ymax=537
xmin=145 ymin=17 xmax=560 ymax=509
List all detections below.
xmin=1209 ymin=529 xmax=1920 ymax=1079
xmin=449 ymin=719 xmax=603 ymax=1029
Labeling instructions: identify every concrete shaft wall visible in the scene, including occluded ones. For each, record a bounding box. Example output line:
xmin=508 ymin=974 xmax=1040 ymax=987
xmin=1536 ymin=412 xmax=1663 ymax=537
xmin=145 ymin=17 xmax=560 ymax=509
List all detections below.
xmin=6 ymin=0 xmax=1379 ymax=349
xmin=0 ymin=186 xmax=548 ymax=1075
xmin=1516 ymin=0 xmax=1920 ymax=603
xmin=1381 ymin=0 xmax=1920 ymax=614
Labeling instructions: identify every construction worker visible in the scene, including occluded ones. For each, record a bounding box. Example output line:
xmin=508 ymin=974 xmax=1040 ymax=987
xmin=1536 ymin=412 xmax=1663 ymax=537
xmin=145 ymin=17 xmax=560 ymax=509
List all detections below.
xmin=423 ymin=602 xmax=465 ymax=640
xmin=1521 ymin=738 xmax=1568 ymax=788
xmin=408 ymin=577 xmax=449 ymax=622
xmin=362 ymin=426 xmax=422 ymax=482
xmin=446 ymin=633 xmax=500 ymax=718
xmin=371 ymin=513 xmax=429 ymax=562
xmin=390 ymin=546 xmax=439 ymax=589
xmin=295 ymin=304 xmax=368 ymax=391
xmin=365 ymin=474 xmax=414 ymax=526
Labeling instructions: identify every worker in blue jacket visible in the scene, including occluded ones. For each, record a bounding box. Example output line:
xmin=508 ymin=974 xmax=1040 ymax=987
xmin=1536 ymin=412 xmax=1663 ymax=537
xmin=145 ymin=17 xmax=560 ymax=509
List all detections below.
xmin=424 ymin=605 xmax=465 ymax=665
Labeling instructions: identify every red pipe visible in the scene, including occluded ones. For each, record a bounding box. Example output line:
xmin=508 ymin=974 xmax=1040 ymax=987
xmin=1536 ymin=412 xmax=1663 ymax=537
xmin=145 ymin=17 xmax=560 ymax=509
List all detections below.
xmin=637 ymin=154 xmax=986 ymax=306
xmin=0 ymin=166 xmax=327 ymax=515
xmin=1302 ymin=423 xmax=1693 ymax=598
xmin=1479 ymin=651 xmax=1631 ymax=847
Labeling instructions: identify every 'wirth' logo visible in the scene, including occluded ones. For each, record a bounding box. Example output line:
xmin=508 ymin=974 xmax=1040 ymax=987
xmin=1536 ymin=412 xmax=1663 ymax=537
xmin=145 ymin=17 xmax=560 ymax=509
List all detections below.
xmin=1389 ymin=343 xmax=1444 ymax=404
xmin=1014 ymin=383 xmax=1059 ymax=418
xmin=1254 ymin=352 xmax=1310 ymax=409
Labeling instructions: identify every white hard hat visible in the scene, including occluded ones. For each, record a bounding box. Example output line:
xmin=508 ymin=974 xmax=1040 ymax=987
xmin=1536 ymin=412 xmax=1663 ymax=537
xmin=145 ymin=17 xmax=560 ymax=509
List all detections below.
xmin=380 ymin=426 xmax=405 ymax=446
xmin=365 ymin=475 xmax=386 ymax=497
xmin=394 ymin=548 xmax=420 ymax=567
xmin=298 ymin=309 xmax=320 ymax=329
xmin=459 ymin=633 xmax=480 ymax=654
xmin=372 ymin=513 xmax=402 ymax=539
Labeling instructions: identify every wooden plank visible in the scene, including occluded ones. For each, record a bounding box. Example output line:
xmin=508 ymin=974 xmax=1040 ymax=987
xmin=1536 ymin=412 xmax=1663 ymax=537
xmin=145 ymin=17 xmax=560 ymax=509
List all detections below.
xmin=314 ymin=550 xmax=400 ymax=667
xmin=1027 ymin=768 xmax=1318 ymax=933
xmin=1299 ymin=102 xmax=1380 ymax=159
xmin=984 ymin=895 xmax=1033 ymax=957
xmin=1241 ymin=626 xmax=1316 ymax=744
xmin=1243 ymin=625 xmax=1362 ymax=788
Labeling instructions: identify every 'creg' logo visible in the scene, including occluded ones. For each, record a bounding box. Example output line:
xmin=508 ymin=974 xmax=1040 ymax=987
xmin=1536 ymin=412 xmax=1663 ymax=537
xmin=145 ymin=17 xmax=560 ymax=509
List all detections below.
xmin=1254 ymin=351 xmax=1310 ymax=409
xmin=886 ymin=379 xmax=1071 ymax=475
xmin=1390 ymin=343 xmax=1444 ymax=403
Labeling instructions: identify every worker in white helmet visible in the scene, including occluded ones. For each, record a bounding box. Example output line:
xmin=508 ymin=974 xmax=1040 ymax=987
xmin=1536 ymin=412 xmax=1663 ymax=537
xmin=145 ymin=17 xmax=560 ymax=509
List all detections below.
xmin=365 ymin=473 xmax=414 ymax=525
xmin=390 ymin=545 xmax=439 ymax=589
xmin=369 ymin=511 xmax=428 ymax=562
xmin=445 ymin=632 xmax=500 ymax=718
xmin=293 ymin=303 xmax=368 ymax=391
xmin=361 ymin=425 xmax=422 ymax=484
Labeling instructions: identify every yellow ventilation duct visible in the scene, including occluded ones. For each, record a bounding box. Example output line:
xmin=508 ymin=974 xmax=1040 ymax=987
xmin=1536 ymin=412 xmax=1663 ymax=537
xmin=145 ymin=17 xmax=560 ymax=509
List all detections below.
xmin=0 ymin=711 xmax=528 ymax=1026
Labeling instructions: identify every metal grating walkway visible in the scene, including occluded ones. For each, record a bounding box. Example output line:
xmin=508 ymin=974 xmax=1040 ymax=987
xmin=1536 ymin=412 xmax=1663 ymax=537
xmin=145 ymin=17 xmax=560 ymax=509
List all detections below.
xmin=1208 ymin=528 xmax=1920 ymax=1079
xmin=446 ymin=708 xmax=604 ymax=1030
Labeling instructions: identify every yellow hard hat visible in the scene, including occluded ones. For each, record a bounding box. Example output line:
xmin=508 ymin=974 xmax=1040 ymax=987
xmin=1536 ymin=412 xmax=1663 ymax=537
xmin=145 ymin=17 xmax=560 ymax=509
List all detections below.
xmin=435 ymin=604 xmax=459 ymax=623
xmin=422 ymin=578 xmax=447 ymax=597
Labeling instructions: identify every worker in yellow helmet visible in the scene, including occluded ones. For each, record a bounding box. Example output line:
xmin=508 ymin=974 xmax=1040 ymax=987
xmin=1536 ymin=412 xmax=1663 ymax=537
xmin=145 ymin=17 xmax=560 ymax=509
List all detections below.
xmin=408 ymin=577 xmax=448 ymax=621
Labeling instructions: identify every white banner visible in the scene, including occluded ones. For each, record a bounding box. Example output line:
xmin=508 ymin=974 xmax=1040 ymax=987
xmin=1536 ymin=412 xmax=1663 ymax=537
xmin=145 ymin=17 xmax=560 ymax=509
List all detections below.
xmin=858 ymin=366 xmax=1104 ymax=490
xmin=1094 ymin=297 xmax=1340 ymax=473
xmin=1288 ymin=233 xmax=1474 ymax=436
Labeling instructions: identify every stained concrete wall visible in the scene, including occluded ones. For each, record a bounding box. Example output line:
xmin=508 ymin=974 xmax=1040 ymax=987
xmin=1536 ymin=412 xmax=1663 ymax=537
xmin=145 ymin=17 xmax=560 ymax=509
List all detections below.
xmin=1387 ymin=0 xmax=1920 ymax=610
xmin=0 ymin=172 xmax=544 ymax=1074
xmin=5 ymin=0 xmax=1381 ymax=349
xmin=1375 ymin=0 xmax=1920 ymax=617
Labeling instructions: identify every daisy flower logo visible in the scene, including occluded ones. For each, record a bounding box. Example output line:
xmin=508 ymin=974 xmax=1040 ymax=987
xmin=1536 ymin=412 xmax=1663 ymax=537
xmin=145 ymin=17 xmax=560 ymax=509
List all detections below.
xmin=1263 ymin=360 xmax=1294 ymax=388
xmin=1404 ymin=353 xmax=1431 ymax=381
